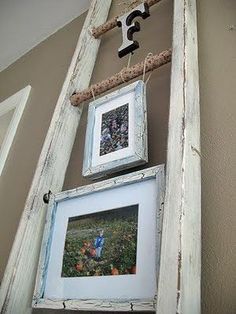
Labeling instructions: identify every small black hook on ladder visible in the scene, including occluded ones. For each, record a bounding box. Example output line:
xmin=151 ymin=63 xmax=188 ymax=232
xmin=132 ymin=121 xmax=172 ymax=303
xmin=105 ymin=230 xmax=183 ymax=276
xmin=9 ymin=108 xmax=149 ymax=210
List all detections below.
xmin=43 ymin=190 xmax=52 ymax=204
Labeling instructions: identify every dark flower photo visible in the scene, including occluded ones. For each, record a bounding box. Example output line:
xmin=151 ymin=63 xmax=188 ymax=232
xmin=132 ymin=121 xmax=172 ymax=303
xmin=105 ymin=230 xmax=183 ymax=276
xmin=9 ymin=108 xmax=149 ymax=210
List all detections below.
xmin=61 ymin=205 xmax=138 ymax=278
xmin=100 ymin=103 xmax=129 ymax=156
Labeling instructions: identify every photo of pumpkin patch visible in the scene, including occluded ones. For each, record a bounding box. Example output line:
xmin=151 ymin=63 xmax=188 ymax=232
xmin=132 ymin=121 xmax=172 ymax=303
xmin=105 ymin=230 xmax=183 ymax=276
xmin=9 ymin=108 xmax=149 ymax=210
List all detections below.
xmin=61 ymin=205 xmax=138 ymax=277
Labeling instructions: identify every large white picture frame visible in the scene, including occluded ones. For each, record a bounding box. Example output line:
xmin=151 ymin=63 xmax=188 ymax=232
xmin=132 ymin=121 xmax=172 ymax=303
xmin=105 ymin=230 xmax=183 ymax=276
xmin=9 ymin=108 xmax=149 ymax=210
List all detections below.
xmin=83 ymin=80 xmax=148 ymax=179
xmin=33 ymin=165 xmax=164 ymax=311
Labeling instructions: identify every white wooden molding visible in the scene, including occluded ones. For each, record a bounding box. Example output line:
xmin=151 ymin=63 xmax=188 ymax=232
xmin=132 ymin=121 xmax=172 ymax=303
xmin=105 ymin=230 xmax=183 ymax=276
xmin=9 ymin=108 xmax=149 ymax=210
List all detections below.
xmin=0 ymin=86 xmax=31 ymax=176
xmin=0 ymin=1 xmax=112 ymax=313
xmin=156 ymin=0 xmax=201 ymax=313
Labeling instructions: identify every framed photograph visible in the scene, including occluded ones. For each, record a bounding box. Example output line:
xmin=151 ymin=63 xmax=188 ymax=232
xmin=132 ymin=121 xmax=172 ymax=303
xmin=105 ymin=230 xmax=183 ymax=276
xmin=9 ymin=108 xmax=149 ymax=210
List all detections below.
xmin=83 ymin=80 xmax=148 ymax=179
xmin=33 ymin=165 xmax=164 ymax=312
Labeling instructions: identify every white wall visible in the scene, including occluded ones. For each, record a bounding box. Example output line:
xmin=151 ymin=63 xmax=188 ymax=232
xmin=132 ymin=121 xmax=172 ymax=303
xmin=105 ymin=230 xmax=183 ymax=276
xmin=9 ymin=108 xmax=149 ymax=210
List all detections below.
xmin=0 ymin=0 xmax=91 ymax=72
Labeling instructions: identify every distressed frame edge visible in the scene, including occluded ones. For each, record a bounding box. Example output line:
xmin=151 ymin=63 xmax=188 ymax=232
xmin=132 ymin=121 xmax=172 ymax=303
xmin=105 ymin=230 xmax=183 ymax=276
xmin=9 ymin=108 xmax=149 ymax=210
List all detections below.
xmin=32 ymin=194 xmax=57 ymax=303
xmin=57 ymin=164 xmax=163 ymax=202
xmin=33 ymin=298 xmax=156 ymax=312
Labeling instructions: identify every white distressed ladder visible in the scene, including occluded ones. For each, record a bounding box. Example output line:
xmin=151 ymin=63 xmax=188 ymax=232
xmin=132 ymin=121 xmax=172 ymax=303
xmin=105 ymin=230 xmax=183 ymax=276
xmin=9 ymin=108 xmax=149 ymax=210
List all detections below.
xmin=0 ymin=0 xmax=200 ymax=313
xmin=156 ymin=0 xmax=201 ymax=313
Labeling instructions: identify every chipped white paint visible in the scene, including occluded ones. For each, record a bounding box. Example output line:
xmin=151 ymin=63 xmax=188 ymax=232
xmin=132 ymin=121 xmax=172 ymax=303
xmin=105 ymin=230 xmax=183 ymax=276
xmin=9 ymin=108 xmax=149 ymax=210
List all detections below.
xmin=34 ymin=298 xmax=156 ymax=311
xmin=68 ymin=298 xmax=155 ymax=312
xmin=0 ymin=86 xmax=31 ymax=176
xmin=33 ymin=165 xmax=165 ymax=311
xmin=56 ymin=164 xmax=163 ymax=202
xmin=0 ymin=1 xmax=112 ymax=313
xmin=156 ymin=0 xmax=201 ymax=313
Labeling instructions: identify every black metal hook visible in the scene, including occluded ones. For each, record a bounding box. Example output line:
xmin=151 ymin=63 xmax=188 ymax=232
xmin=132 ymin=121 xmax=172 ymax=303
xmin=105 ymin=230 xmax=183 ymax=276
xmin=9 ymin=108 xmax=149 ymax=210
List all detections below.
xmin=43 ymin=190 xmax=52 ymax=204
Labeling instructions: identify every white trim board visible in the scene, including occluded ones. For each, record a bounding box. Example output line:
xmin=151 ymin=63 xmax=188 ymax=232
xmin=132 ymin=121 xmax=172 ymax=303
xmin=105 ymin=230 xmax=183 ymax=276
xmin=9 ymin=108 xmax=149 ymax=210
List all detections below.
xmin=0 ymin=86 xmax=31 ymax=176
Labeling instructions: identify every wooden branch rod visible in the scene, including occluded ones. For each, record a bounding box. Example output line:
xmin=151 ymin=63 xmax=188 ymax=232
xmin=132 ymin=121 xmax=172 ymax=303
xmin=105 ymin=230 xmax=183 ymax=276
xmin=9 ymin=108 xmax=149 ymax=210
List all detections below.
xmin=92 ymin=0 xmax=163 ymax=38
xmin=70 ymin=48 xmax=171 ymax=106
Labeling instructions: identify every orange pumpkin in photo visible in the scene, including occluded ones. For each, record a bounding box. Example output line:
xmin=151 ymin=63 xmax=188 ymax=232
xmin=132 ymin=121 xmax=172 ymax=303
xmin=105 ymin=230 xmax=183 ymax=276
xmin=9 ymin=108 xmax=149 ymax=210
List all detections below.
xmin=111 ymin=268 xmax=119 ymax=275
xmin=130 ymin=266 xmax=136 ymax=274
xmin=76 ymin=262 xmax=83 ymax=271
xmin=90 ymin=248 xmax=96 ymax=257
xmin=80 ymin=247 xmax=86 ymax=254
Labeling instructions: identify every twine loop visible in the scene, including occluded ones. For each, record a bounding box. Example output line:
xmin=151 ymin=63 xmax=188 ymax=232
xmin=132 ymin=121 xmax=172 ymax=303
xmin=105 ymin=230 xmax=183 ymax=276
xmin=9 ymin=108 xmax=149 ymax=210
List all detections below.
xmin=142 ymin=52 xmax=154 ymax=85
xmin=91 ymin=86 xmax=96 ymax=101
xmin=120 ymin=52 xmax=133 ymax=83
xmin=127 ymin=52 xmax=133 ymax=68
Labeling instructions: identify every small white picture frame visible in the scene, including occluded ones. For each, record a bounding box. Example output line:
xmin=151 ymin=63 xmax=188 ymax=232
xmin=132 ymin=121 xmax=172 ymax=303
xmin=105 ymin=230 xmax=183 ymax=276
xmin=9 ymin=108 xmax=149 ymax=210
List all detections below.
xmin=83 ymin=80 xmax=148 ymax=179
xmin=33 ymin=165 xmax=164 ymax=312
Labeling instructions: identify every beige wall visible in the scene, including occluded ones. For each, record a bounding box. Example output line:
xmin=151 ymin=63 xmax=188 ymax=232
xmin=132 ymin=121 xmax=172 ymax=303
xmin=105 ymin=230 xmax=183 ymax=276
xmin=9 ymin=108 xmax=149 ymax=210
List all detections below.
xmin=0 ymin=0 xmax=235 ymax=313
xmin=0 ymin=12 xmax=86 ymax=280
xmin=198 ymin=0 xmax=236 ymax=313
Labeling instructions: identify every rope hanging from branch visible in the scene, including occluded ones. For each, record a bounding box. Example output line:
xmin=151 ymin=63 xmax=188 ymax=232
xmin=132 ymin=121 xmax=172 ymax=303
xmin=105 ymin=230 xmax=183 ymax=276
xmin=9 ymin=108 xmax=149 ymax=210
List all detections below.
xmin=91 ymin=0 xmax=163 ymax=38
xmin=70 ymin=48 xmax=171 ymax=107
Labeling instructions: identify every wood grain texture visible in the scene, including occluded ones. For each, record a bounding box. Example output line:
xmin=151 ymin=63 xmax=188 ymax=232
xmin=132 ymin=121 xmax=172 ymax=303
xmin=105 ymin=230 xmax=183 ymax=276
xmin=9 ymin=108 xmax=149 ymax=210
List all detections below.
xmin=0 ymin=1 xmax=112 ymax=313
xmin=34 ymin=298 xmax=156 ymax=312
xmin=33 ymin=165 xmax=164 ymax=312
xmin=56 ymin=164 xmax=163 ymax=202
xmin=156 ymin=0 xmax=201 ymax=313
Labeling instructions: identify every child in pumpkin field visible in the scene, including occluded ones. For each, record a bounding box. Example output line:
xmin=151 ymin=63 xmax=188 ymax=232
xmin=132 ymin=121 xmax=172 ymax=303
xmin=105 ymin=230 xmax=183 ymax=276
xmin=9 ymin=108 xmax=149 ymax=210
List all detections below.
xmin=94 ymin=229 xmax=104 ymax=259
